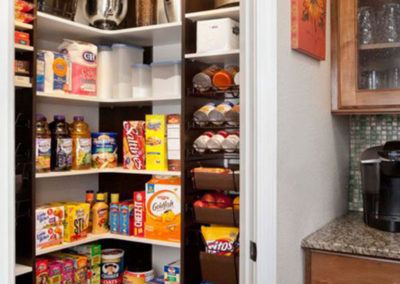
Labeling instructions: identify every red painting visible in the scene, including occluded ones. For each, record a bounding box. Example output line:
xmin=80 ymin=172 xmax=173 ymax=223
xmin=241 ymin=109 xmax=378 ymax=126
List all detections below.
xmin=291 ymin=0 xmax=326 ymax=60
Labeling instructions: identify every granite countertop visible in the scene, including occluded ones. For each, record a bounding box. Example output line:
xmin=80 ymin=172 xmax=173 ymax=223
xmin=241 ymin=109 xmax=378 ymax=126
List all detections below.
xmin=302 ymin=213 xmax=400 ymax=260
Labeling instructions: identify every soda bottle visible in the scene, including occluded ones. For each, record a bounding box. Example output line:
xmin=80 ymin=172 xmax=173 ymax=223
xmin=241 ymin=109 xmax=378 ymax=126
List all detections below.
xmin=35 ymin=114 xmax=51 ymax=173
xmin=71 ymin=116 xmax=92 ymax=170
xmin=49 ymin=115 xmax=72 ymax=171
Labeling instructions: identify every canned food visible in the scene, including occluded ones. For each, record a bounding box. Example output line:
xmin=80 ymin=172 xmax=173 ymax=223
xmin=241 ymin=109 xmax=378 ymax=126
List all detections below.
xmin=222 ymin=132 xmax=240 ymax=152
xmin=209 ymin=102 xmax=234 ymax=126
xmin=207 ymin=131 xmax=229 ymax=152
xmin=193 ymin=132 xmax=214 ymax=153
xmin=101 ymin=248 xmax=125 ymax=284
xmin=92 ymin=132 xmax=118 ymax=169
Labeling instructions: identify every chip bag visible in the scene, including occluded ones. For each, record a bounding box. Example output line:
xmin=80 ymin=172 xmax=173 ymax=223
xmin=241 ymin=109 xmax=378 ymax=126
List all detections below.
xmin=201 ymin=226 xmax=239 ymax=256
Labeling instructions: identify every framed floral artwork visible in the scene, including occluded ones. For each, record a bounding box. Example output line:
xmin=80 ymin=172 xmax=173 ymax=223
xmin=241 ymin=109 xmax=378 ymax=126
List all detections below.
xmin=291 ymin=0 xmax=327 ymax=60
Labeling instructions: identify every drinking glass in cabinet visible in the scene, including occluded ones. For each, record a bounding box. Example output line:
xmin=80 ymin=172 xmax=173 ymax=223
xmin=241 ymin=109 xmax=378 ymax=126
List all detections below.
xmin=358 ymin=7 xmax=375 ymax=45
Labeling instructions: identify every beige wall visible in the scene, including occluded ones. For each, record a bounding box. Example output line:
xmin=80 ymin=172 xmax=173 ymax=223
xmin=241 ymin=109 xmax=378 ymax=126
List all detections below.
xmin=277 ymin=0 xmax=349 ymax=282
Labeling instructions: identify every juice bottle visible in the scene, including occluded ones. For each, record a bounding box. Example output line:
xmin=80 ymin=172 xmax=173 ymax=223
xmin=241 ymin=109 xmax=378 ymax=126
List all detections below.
xmin=49 ymin=115 xmax=72 ymax=171
xmin=71 ymin=116 xmax=92 ymax=170
xmin=35 ymin=114 xmax=51 ymax=173
xmin=86 ymin=190 xmax=95 ymax=231
xmin=92 ymin=193 xmax=109 ymax=234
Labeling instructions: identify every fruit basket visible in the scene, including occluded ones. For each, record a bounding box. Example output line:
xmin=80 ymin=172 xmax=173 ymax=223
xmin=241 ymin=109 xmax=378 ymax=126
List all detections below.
xmin=199 ymin=252 xmax=239 ymax=284
xmin=194 ymin=206 xmax=239 ymax=227
xmin=192 ymin=168 xmax=240 ymax=192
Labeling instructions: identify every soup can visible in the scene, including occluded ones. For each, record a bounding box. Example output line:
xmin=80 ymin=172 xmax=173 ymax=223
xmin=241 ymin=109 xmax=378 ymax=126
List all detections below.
xmin=92 ymin=132 xmax=118 ymax=169
xmin=101 ymin=248 xmax=125 ymax=284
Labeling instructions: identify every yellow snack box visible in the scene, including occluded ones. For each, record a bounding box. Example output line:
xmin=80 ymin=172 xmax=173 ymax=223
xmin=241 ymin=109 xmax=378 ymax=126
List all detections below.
xmin=63 ymin=202 xmax=90 ymax=242
xmin=145 ymin=176 xmax=181 ymax=243
xmin=145 ymin=115 xmax=168 ymax=171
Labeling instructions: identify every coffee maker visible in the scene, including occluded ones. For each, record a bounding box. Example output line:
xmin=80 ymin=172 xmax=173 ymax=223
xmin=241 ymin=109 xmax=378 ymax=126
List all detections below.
xmin=361 ymin=141 xmax=400 ymax=232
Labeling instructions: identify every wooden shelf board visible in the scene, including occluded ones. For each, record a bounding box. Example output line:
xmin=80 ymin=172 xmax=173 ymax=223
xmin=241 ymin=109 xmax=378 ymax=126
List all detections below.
xmin=15 ymin=82 xmax=32 ymax=88
xmin=36 ymin=167 xmax=181 ymax=179
xmin=37 ymin=12 xmax=182 ymax=46
xmin=36 ymin=233 xmax=180 ymax=256
xmin=15 ymin=44 xmax=34 ymax=52
xmin=15 ymin=21 xmax=33 ymax=30
xmin=359 ymin=42 xmax=400 ymax=50
xmin=185 ymin=6 xmax=240 ymax=21
xmin=185 ymin=49 xmax=240 ymax=64
xmin=15 ymin=264 xmax=32 ymax=276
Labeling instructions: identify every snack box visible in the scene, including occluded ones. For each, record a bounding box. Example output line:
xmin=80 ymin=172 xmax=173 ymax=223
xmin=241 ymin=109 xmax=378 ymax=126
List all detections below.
xmin=51 ymin=252 xmax=88 ymax=270
xmin=123 ymin=121 xmax=146 ymax=170
xmin=164 ymin=260 xmax=180 ymax=284
xmin=132 ymin=191 xmax=146 ymax=237
xmin=145 ymin=115 xmax=168 ymax=171
xmin=67 ymin=244 xmax=101 ymax=267
xmin=15 ymin=31 xmax=30 ymax=45
xmin=167 ymin=115 xmax=181 ymax=171
xmin=110 ymin=203 xmax=120 ymax=234
xmin=63 ymin=202 xmax=90 ymax=242
xmin=36 ymin=205 xmax=64 ymax=231
xmin=36 ymin=225 xmax=64 ymax=249
xmin=89 ymin=265 xmax=101 ymax=284
xmin=36 ymin=258 xmax=49 ymax=284
xmin=119 ymin=203 xmax=131 ymax=235
xmin=50 ymin=258 xmax=74 ymax=284
xmin=49 ymin=261 xmax=62 ymax=284
xmin=145 ymin=176 xmax=181 ymax=243
xmin=74 ymin=268 xmax=88 ymax=284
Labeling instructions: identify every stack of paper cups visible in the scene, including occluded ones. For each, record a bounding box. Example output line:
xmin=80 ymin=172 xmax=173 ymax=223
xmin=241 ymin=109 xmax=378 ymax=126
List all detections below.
xmin=97 ymin=46 xmax=113 ymax=99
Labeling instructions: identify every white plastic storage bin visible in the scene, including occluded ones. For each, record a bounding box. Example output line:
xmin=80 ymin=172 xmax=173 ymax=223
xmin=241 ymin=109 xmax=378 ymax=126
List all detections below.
xmin=112 ymin=44 xmax=144 ymax=99
xmin=97 ymin=46 xmax=113 ymax=99
xmin=197 ymin=18 xmax=239 ymax=54
xmin=151 ymin=61 xmax=181 ymax=98
xmin=131 ymin=64 xmax=152 ymax=99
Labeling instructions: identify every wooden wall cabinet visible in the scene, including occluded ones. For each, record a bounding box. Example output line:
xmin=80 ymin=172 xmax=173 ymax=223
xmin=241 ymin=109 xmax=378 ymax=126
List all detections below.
xmin=332 ymin=0 xmax=400 ymax=114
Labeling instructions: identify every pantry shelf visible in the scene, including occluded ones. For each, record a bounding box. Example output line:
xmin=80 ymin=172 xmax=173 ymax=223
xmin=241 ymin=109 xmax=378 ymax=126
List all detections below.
xmin=185 ymin=6 xmax=240 ymax=21
xmin=15 ymin=264 xmax=32 ymax=276
xmin=185 ymin=49 xmax=240 ymax=64
xmin=36 ymin=92 xmax=182 ymax=106
xmin=15 ymin=44 xmax=34 ymax=52
xmin=37 ymin=12 xmax=182 ymax=46
xmin=15 ymin=82 xmax=32 ymax=89
xmin=36 ymin=233 xmax=180 ymax=256
xmin=35 ymin=167 xmax=181 ymax=179
xmin=15 ymin=21 xmax=33 ymax=30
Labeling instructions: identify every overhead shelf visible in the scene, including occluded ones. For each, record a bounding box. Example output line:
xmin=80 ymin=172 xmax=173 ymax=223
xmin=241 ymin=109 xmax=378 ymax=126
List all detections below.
xmin=15 ymin=264 xmax=32 ymax=276
xmin=15 ymin=82 xmax=32 ymax=89
xmin=15 ymin=21 xmax=33 ymax=30
xmin=36 ymin=92 xmax=181 ymax=107
xmin=37 ymin=12 xmax=182 ymax=46
xmin=185 ymin=49 xmax=240 ymax=64
xmin=185 ymin=6 xmax=240 ymax=21
xmin=36 ymin=233 xmax=180 ymax=256
xmin=36 ymin=167 xmax=181 ymax=179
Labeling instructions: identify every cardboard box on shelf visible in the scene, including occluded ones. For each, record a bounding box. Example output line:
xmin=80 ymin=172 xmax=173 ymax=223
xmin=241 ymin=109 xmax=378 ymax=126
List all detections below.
xmin=145 ymin=115 xmax=168 ymax=171
xmin=63 ymin=202 xmax=90 ymax=242
xmin=132 ymin=191 xmax=146 ymax=237
xmin=36 ymin=205 xmax=65 ymax=231
xmin=123 ymin=121 xmax=146 ymax=170
xmin=36 ymin=225 xmax=64 ymax=249
xmin=167 ymin=115 xmax=181 ymax=172
xmin=164 ymin=260 xmax=180 ymax=284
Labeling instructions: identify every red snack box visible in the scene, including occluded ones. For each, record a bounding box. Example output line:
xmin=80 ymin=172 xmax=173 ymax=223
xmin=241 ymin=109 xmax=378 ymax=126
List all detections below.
xmin=132 ymin=191 xmax=146 ymax=237
xmin=15 ymin=31 xmax=30 ymax=46
xmin=123 ymin=121 xmax=146 ymax=170
xmin=36 ymin=258 xmax=49 ymax=284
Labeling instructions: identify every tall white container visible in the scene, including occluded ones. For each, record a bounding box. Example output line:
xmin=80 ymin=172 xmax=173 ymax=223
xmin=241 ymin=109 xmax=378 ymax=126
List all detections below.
xmin=97 ymin=46 xmax=113 ymax=99
xmin=151 ymin=61 xmax=181 ymax=98
xmin=112 ymin=44 xmax=144 ymax=99
xmin=131 ymin=64 xmax=152 ymax=99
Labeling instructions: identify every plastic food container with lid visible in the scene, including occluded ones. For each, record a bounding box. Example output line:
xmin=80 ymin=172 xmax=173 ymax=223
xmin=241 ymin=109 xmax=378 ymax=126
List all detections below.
xmin=131 ymin=63 xmax=152 ymax=98
xmin=112 ymin=44 xmax=144 ymax=99
xmin=97 ymin=45 xmax=113 ymax=99
xmin=151 ymin=60 xmax=181 ymax=98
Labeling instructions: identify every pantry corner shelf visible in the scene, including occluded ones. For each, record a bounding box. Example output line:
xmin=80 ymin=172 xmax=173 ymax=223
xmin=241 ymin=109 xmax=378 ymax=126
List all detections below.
xmin=185 ymin=6 xmax=240 ymax=21
xmin=15 ymin=44 xmax=34 ymax=52
xmin=15 ymin=82 xmax=32 ymax=89
xmin=36 ymin=233 xmax=180 ymax=256
xmin=15 ymin=21 xmax=33 ymax=30
xmin=15 ymin=264 xmax=32 ymax=276
xmin=36 ymin=92 xmax=181 ymax=106
xmin=185 ymin=49 xmax=240 ymax=64
xmin=37 ymin=12 xmax=182 ymax=46
xmin=36 ymin=167 xmax=181 ymax=179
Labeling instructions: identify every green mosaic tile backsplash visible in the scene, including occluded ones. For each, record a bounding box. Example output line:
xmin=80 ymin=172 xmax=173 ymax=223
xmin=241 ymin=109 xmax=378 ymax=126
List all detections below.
xmin=349 ymin=115 xmax=400 ymax=211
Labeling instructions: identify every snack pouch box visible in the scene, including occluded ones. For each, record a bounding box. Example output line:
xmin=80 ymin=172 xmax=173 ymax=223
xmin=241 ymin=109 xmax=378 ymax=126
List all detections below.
xmin=123 ymin=121 xmax=146 ymax=170
xmin=67 ymin=243 xmax=101 ymax=267
xmin=132 ymin=191 xmax=145 ymax=237
xmin=51 ymin=252 xmax=88 ymax=271
xmin=119 ymin=203 xmax=131 ymax=235
xmin=164 ymin=260 xmax=180 ymax=284
xmin=36 ymin=225 xmax=64 ymax=249
xmin=145 ymin=115 xmax=168 ymax=171
xmin=145 ymin=177 xmax=181 ymax=242
xmin=110 ymin=203 xmax=120 ymax=234
xmin=36 ymin=204 xmax=65 ymax=230
xmin=64 ymin=202 xmax=90 ymax=242
xmin=37 ymin=50 xmax=69 ymax=95
xmin=49 ymin=261 xmax=62 ymax=284
xmin=52 ymin=258 xmax=74 ymax=284
xmin=58 ymin=39 xmax=97 ymax=96
xmin=36 ymin=258 xmax=49 ymax=284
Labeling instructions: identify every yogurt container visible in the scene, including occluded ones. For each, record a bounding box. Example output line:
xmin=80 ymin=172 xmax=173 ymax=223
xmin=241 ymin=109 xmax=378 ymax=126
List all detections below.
xmin=92 ymin=132 xmax=118 ymax=169
xmin=101 ymin=248 xmax=125 ymax=284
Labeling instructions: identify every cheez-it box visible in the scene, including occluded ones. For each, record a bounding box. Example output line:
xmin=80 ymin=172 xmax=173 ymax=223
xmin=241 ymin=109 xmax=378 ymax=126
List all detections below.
xmin=132 ymin=191 xmax=146 ymax=237
xmin=123 ymin=121 xmax=146 ymax=170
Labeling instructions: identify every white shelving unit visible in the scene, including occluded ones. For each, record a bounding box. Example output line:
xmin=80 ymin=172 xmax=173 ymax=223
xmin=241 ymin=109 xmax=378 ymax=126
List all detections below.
xmin=185 ymin=49 xmax=240 ymax=64
xmin=15 ymin=82 xmax=32 ymax=88
xmin=36 ymin=233 xmax=180 ymax=256
xmin=15 ymin=21 xmax=33 ymax=30
xmin=37 ymin=12 xmax=182 ymax=46
xmin=15 ymin=264 xmax=32 ymax=277
xmin=185 ymin=6 xmax=240 ymax=21
xmin=15 ymin=44 xmax=34 ymax=52
xmin=36 ymin=167 xmax=181 ymax=179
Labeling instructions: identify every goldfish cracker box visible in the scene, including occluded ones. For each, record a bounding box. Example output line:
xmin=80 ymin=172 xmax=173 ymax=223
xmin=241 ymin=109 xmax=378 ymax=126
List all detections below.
xmin=145 ymin=176 xmax=181 ymax=242
xmin=63 ymin=202 xmax=90 ymax=242
xmin=123 ymin=121 xmax=146 ymax=170
xmin=145 ymin=115 xmax=168 ymax=171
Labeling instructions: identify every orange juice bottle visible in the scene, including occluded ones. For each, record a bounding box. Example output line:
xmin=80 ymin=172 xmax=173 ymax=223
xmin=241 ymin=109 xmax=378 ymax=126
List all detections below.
xmin=92 ymin=193 xmax=109 ymax=234
xmin=71 ymin=116 xmax=91 ymax=170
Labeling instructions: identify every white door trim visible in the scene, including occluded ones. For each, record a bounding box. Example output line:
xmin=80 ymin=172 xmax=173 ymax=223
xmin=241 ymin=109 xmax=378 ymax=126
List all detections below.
xmin=0 ymin=0 xmax=15 ymax=283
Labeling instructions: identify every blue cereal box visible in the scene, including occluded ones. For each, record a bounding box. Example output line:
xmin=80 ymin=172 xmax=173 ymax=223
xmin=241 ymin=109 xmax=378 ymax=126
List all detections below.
xmin=109 ymin=203 xmax=119 ymax=234
xmin=119 ymin=203 xmax=131 ymax=235
xmin=164 ymin=260 xmax=180 ymax=284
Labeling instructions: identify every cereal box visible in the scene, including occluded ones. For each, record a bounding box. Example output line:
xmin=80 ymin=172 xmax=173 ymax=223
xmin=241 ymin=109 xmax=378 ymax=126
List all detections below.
xmin=49 ymin=261 xmax=62 ymax=284
xmin=119 ymin=203 xmax=131 ymax=235
xmin=145 ymin=176 xmax=181 ymax=242
xmin=51 ymin=252 xmax=88 ymax=271
xmin=145 ymin=115 xmax=168 ymax=171
xmin=64 ymin=202 xmax=90 ymax=242
xmin=132 ymin=191 xmax=145 ymax=237
xmin=68 ymin=244 xmax=101 ymax=267
xmin=36 ymin=205 xmax=64 ymax=230
xmin=167 ymin=115 xmax=181 ymax=171
xmin=123 ymin=121 xmax=146 ymax=170
xmin=164 ymin=260 xmax=180 ymax=284
xmin=53 ymin=259 xmax=74 ymax=284
xmin=110 ymin=203 xmax=119 ymax=234
xmin=89 ymin=265 xmax=101 ymax=284
xmin=36 ymin=258 xmax=49 ymax=284
xmin=36 ymin=225 xmax=64 ymax=249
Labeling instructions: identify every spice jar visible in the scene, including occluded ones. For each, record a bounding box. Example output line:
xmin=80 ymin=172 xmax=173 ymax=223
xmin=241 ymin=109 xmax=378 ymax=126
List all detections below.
xmin=136 ymin=0 xmax=157 ymax=27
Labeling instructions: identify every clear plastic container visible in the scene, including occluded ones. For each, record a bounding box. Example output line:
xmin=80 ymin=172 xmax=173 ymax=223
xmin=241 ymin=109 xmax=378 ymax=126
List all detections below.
xmin=151 ymin=60 xmax=181 ymax=98
xmin=131 ymin=63 xmax=152 ymax=98
xmin=97 ymin=46 xmax=113 ymax=99
xmin=112 ymin=44 xmax=144 ymax=99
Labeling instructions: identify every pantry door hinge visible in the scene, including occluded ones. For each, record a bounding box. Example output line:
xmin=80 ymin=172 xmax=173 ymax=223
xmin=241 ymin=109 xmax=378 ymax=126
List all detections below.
xmin=250 ymin=241 xmax=257 ymax=262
